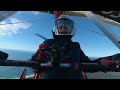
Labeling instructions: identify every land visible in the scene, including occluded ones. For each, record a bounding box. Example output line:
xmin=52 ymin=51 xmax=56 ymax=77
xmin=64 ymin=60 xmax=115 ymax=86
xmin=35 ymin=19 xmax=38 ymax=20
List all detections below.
xmin=86 ymin=72 xmax=120 ymax=79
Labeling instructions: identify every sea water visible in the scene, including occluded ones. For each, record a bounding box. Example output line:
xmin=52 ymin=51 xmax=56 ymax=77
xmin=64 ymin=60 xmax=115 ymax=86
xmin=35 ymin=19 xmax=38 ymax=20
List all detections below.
xmin=0 ymin=48 xmax=36 ymax=79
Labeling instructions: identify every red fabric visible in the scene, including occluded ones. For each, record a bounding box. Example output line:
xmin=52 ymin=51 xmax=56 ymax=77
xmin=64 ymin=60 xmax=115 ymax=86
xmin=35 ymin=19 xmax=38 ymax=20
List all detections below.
xmin=39 ymin=44 xmax=45 ymax=49
xmin=82 ymin=71 xmax=88 ymax=79
xmin=74 ymin=62 xmax=80 ymax=71
xmin=19 ymin=68 xmax=27 ymax=79
xmin=100 ymin=59 xmax=117 ymax=69
xmin=100 ymin=59 xmax=115 ymax=64
xmin=36 ymin=44 xmax=45 ymax=60
xmin=34 ymin=73 xmax=40 ymax=79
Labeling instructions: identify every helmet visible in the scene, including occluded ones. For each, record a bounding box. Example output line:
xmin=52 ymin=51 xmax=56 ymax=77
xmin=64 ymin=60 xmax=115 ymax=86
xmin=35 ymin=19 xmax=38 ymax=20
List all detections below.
xmin=52 ymin=15 xmax=76 ymax=36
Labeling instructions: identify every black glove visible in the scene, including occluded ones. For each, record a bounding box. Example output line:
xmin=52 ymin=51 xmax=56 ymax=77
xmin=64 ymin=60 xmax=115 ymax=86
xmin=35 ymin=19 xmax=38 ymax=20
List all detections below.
xmin=0 ymin=51 xmax=8 ymax=60
xmin=99 ymin=59 xmax=117 ymax=71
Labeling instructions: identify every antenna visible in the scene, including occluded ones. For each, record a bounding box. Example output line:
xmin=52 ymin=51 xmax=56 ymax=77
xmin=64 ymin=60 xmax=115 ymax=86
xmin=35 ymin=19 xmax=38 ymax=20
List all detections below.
xmin=35 ymin=33 xmax=47 ymax=40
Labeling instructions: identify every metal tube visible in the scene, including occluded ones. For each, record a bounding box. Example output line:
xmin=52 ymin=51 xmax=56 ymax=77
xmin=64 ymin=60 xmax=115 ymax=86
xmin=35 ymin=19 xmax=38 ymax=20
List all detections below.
xmin=83 ymin=11 xmax=120 ymax=50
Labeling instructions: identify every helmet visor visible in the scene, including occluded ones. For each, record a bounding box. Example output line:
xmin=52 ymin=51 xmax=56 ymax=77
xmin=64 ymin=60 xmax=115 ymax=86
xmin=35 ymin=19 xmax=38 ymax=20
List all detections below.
xmin=56 ymin=18 xmax=74 ymax=35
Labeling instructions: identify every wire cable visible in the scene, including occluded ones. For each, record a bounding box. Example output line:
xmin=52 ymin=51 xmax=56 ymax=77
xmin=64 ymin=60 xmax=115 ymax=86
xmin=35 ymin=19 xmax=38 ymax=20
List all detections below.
xmin=0 ymin=18 xmax=54 ymax=25
xmin=75 ymin=24 xmax=106 ymax=36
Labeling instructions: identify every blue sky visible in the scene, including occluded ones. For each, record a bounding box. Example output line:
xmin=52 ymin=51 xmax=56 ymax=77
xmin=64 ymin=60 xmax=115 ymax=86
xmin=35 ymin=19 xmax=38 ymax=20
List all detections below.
xmin=0 ymin=11 xmax=120 ymax=57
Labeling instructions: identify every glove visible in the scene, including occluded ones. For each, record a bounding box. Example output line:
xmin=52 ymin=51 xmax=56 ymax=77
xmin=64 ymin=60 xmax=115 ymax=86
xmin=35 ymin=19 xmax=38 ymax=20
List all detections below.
xmin=99 ymin=59 xmax=116 ymax=65
xmin=35 ymin=44 xmax=46 ymax=60
xmin=31 ymin=44 xmax=45 ymax=61
xmin=30 ymin=44 xmax=45 ymax=73
xmin=99 ymin=59 xmax=117 ymax=71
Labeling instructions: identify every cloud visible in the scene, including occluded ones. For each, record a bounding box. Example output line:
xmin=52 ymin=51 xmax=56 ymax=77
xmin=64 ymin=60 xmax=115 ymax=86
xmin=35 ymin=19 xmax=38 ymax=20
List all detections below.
xmin=17 ymin=11 xmax=21 ymax=14
xmin=31 ymin=11 xmax=40 ymax=16
xmin=0 ymin=18 xmax=31 ymax=36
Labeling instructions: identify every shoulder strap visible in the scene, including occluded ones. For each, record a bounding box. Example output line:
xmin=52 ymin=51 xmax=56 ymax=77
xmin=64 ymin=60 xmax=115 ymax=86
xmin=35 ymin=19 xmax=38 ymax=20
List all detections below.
xmin=43 ymin=39 xmax=54 ymax=46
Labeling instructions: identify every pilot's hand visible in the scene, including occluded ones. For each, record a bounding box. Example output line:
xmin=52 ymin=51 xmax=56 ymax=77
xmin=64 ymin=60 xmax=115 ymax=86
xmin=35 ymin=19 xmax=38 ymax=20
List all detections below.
xmin=99 ymin=59 xmax=117 ymax=69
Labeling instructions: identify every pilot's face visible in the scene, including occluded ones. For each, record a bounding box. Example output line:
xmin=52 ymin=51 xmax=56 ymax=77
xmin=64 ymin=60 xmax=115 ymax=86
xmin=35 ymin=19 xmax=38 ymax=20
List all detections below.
xmin=58 ymin=25 xmax=70 ymax=34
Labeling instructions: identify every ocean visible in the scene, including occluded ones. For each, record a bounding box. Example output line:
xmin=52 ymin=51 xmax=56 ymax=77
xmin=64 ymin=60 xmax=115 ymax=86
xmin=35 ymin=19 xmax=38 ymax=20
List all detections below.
xmin=0 ymin=48 xmax=36 ymax=79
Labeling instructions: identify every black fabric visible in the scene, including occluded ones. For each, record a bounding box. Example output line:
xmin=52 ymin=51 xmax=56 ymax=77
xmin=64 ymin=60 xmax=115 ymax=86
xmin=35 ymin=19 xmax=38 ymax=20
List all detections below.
xmin=31 ymin=38 xmax=93 ymax=78
xmin=40 ymin=70 xmax=84 ymax=79
xmin=0 ymin=51 xmax=8 ymax=60
xmin=42 ymin=39 xmax=92 ymax=63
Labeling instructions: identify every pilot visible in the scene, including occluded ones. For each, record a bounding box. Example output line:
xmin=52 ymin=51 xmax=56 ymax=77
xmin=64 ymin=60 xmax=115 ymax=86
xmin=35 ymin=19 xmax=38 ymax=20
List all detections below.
xmin=31 ymin=15 xmax=117 ymax=79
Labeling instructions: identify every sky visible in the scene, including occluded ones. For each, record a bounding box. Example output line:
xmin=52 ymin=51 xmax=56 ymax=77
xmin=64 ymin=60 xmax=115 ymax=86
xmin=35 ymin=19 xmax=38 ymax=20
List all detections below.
xmin=0 ymin=11 xmax=120 ymax=57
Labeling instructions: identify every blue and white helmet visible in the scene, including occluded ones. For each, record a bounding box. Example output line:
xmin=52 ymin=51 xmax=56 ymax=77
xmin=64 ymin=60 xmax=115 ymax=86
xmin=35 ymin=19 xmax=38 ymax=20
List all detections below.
xmin=52 ymin=15 xmax=76 ymax=36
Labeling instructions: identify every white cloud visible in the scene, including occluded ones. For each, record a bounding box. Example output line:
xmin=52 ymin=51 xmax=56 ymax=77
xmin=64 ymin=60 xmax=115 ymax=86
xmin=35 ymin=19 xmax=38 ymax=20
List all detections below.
xmin=31 ymin=11 xmax=40 ymax=16
xmin=17 ymin=11 xmax=21 ymax=13
xmin=0 ymin=18 xmax=31 ymax=36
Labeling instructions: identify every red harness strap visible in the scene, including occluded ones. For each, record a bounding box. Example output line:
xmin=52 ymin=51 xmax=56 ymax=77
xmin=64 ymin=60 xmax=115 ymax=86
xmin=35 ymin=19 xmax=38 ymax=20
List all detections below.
xmin=34 ymin=72 xmax=40 ymax=79
xmin=82 ymin=71 xmax=88 ymax=79
xmin=19 ymin=68 xmax=27 ymax=79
